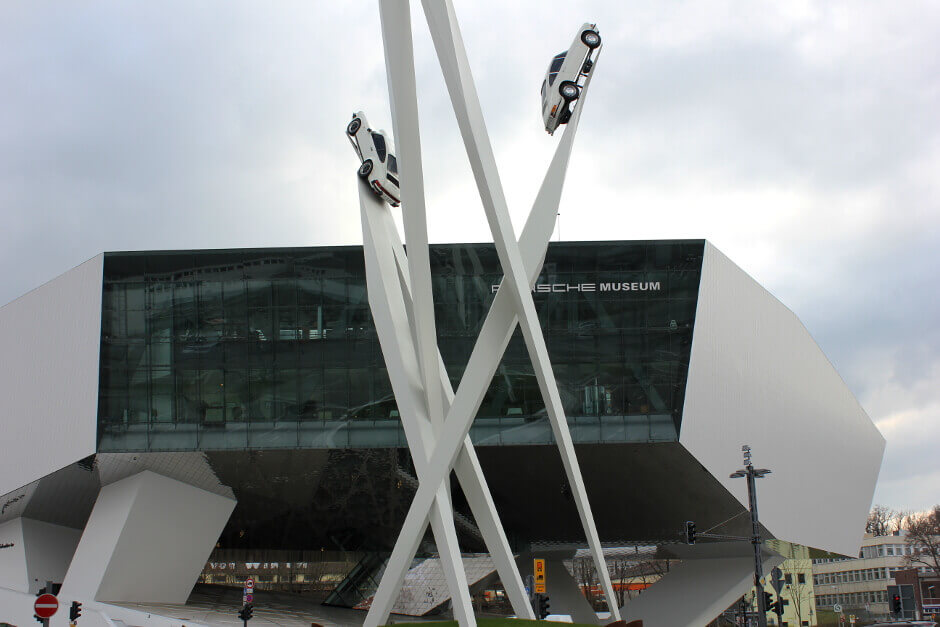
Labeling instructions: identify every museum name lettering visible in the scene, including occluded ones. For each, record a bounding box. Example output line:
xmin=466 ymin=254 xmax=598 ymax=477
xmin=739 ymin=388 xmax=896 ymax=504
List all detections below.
xmin=491 ymin=281 xmax=661 ymax=294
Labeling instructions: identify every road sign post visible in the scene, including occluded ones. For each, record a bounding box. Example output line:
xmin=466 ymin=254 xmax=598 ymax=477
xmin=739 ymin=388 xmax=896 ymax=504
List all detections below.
xmin=34 ymin=593 xmax=59 ymax=622
xmin=534 ymin=558 xmax=546 ymax=594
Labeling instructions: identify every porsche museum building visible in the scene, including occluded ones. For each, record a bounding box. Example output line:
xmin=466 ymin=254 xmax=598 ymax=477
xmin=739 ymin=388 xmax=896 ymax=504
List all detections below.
xmin=0 ymin=240 xmax=884 ymax=625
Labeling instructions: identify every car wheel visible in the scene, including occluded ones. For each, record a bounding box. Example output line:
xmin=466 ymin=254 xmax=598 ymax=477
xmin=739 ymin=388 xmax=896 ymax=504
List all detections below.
xmin=358 ymin=159 xmax=373 ymax=179
xmin=559 ymin=81 xmax=579 ymax=100
xmin=347 ymin=118 xmax=362 ymax=135
xmin=581 ymin=30 xmax=601 ymax=49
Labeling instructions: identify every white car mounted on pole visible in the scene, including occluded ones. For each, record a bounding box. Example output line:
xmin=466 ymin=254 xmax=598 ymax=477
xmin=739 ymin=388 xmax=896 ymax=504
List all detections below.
xmin=347 ymin=111 xmax=402 ymax=207
xmin=541 ymin=23 xmax=602 ymax=135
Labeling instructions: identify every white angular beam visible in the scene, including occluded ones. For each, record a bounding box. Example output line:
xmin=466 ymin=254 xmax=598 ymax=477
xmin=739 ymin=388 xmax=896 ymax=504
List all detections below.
xmin=377 ymin=2 xmax=477 ymax=623
xmin=363 ymin=49 xmax=602 ymax=626
xmin=377 ymin=202 xmax=533 ymax=620
xmin=422 ymin=1 xmax=620 ymax=619
xmin=360 ymin=185 xmax=475 ymax=626
xmin=378 ymin=0 xmax=443 ymax=428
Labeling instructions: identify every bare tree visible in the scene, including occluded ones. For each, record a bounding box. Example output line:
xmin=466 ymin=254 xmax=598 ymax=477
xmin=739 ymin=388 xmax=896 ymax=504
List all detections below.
xmin=572 ymin=556 xmax=598 ymax=608
xmin=609 ymin=556 xmax=632 ymax=608
xmin=893 ymin=509 xmax=912 ymax=535
xmin=867 ymin=505 xmax=895 ymax=536
xmin=632 ymin=555 xmax=671 ymax=603
xmin=903 ymin=505 xmax=940 ymax=580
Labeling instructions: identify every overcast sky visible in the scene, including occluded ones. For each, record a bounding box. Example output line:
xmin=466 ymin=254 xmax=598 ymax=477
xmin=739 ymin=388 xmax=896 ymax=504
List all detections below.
xmin=1 ymin=1 xmax=937 ymax=513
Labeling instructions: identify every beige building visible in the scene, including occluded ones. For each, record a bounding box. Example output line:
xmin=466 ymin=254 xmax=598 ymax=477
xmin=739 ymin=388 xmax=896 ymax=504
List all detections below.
xmin=762 ymin=542 xmax=818 ymax=627
xmin=812 ymin=531 xmax=934 ymax=621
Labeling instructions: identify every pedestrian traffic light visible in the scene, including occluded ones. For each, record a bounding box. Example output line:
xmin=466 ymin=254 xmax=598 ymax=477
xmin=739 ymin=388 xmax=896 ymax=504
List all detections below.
xmin=69 ymin=601 xmax=82 ymax=622
xmin=238 ymin=603 xmax=254 ymax=621
xmin=685 ymin=520 xmax=696 ymax=544
xmin=537 ymin=594 xmax=551 ymax=619
xmin=892 ymin=593 xmax=902 ymax=613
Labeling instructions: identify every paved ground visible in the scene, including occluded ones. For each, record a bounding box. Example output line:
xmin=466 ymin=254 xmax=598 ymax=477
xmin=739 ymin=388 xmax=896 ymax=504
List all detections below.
xmin=112 ymin=585 xmax=450 ymax=627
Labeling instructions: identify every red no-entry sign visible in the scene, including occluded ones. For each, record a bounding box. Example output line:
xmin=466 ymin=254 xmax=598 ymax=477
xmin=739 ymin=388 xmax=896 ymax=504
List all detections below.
xmin=34 ymin=593 xmax=59 ymax=618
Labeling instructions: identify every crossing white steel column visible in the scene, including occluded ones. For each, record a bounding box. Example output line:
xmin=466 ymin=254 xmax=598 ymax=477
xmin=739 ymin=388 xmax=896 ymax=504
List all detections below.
xmin=360 ymin=188 xmax=475 ymax=625
xmin=376 ymin=2 xmax=475 ymax=625
xmin=420 ymin=1 xmax=620 ymax=620
xmin=378 ymin=0 xmax=442 ymax=428
xmin=381 ymin=208 xmax=535 ymax=620
xmin=361 ymin=1 xmax=613 ymax=624
xmin=361 ymin=53 xmax=603 ymax=627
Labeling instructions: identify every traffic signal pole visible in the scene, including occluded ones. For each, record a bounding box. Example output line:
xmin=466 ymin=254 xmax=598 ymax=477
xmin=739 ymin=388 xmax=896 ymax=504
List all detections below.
xmin=747 ymin=463 xmax=768 ymax=627
xmin=731 ymin=446 xmax=771 ymax=627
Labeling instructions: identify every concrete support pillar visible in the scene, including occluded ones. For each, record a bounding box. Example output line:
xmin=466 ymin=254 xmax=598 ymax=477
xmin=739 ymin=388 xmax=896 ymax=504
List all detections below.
xmin=0 ymin=517 xmax=82 ymax=593
xmin=61 ymin=470 xmax=235 ymax=604
xmin=620 ymin=552 xmax=783 ymax=627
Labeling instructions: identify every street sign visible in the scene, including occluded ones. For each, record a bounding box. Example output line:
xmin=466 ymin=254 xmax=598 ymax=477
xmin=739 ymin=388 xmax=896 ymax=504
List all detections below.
xmin=534 ymin=558 xmax=546 ymax=594
xmin=245 ymin=578 xmax=254 ymax=591
xmin=245 ymin=593 xmax=254 ymax=603
xmin=833 ymin=603 xmax=842 ymax=613
xmin=34 ymin=594 xmax=59 ymax=619
xmin=770 ymin=567 xmax=784 ymax=594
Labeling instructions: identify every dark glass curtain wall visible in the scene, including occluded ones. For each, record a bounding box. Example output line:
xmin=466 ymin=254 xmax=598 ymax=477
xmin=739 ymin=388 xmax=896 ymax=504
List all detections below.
xmin=98 ymin=241 xmax=703 ymax=452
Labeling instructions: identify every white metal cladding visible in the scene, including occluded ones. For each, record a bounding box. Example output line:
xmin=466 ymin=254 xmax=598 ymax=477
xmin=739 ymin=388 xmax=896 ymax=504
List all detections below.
xmin=681 ymin=242 xmax=885 ymax=556
xmin=61 ymin=470 xmax=236 ymax=604
xmin=0 ymin=254 xmax=103 ymax=497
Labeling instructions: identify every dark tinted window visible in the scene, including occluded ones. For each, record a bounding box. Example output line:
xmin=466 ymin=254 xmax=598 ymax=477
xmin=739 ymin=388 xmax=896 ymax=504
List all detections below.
xmin=387 ymin=154 xmax=398 ymax=175
xmin=98 ymin=241 xmax=704 ymax=452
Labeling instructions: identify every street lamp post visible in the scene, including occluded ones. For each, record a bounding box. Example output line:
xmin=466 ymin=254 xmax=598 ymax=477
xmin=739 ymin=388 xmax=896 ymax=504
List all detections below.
xmin=731 ymin=445 xmax=772 ymax=627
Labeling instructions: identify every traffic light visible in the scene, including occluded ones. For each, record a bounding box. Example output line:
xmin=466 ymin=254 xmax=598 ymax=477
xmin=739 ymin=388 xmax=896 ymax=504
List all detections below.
xmin=685 ymin=520 xmax=696 ymax=544
xmin=770 ymin=597 xmax=784 ymax=616
xmin=238 ymin=603 xmax=254 ymax=621
xmin=763 ymin=591 xmax=773 ymax=611
xmin=537 ymin=595 xmax=551 ymax=619
xmin=892 ymin=593 xmax=902 ymax=614
xmin=69 ymin=601 xmax=82 ymax=622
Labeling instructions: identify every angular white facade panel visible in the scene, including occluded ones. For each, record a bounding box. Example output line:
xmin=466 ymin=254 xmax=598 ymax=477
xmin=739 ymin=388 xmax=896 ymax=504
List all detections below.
xmin=681 ymin=243 xmax=885 ymax=556
xmin=0 ymin=255 xmax=103 ymax=496
xmin=61 ymin=471 xmax=236 ymax=604
xmin=22 ymin=518 xmax=83 ymax=593
xmin=621 ymin=555 xmax=780 ymax=627
xmin=0 ymin=518 xmax=29 ymax=592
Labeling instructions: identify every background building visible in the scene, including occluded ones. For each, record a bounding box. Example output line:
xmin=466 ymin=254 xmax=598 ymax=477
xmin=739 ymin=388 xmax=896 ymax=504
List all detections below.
xmin=812 ymin=531 xmax=932 ymax=621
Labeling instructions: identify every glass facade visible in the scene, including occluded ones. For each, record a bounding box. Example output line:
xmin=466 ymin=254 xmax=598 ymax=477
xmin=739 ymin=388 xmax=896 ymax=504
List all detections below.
xmin=98 ymin=240 xmax=704 ymax=452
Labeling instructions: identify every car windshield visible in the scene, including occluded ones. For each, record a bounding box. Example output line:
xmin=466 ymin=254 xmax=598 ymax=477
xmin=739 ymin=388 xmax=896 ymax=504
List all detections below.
xmin=387 ymin=154 xmax=398 ymax=175
xmin=372 ymin=132 xmax=387 ymax=162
